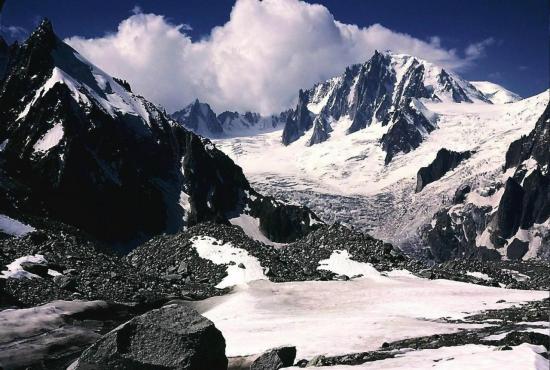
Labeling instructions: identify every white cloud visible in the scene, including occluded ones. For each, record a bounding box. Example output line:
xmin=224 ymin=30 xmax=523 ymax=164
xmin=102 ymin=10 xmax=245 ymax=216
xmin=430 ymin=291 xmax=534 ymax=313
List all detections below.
xmin=465 ymin=37 xmax=495 ymax=60
xmin=66 ymin=0 xmax=482 ymax=114
xmin=0 ymin=25 xmax=28 ymax=40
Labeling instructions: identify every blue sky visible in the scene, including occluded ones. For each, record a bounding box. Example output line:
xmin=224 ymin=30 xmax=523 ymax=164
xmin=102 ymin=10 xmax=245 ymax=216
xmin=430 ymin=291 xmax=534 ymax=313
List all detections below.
xmin=1 ymin=0 xmax=547 ymax=112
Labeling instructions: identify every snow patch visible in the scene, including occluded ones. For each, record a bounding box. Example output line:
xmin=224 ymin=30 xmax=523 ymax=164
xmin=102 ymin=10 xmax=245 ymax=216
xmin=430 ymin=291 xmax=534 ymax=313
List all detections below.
xmin=317 ymin=250 xmax=382 ymax=279
xmin=1 ymin=254 xmax=46 ymax=279
xmin=466 ymin=271 xmax=492 ymax=281
xmin=191 ymin=236 xmax=267 ymax=288
xmin=178 ymin=191 xmax=191 ymax=222
xmin=33 ymin=122 xmax=64 ymax=153
xmin=0 ymin=214 xmax=35 ymax=237
xmin=288 ymin=343 xmax=548 ymax=370
xmin=228 ymin=213 xmax=285 ymax=247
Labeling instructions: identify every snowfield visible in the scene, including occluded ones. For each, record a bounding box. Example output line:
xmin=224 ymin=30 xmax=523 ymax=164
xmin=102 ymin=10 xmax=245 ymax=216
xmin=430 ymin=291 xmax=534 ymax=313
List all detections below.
xmin=192 ymin=273 xmax=548 ymax=359
xmin=214 ymin=91 xmax=549 ymax=250
xmin=286 ymin=343 xmax=548 ymax=370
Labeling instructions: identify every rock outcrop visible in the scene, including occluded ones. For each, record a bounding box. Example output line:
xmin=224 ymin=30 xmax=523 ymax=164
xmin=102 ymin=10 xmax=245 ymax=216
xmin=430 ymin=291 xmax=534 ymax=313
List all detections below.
xmin=251 ymin=346 xmax=297 ymax=370
xmin=415 ymin=148 xmax=473 ymax=192
xmin=73 ymin=304 xmax=227 ymax=370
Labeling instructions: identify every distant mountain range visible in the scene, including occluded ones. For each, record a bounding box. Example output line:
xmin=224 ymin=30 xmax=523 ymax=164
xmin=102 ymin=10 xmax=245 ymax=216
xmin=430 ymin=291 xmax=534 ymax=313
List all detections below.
xmin=0 ymin=19 xmax=546 ymax=263
xmin=192 ymin=52 xmax=546 ymax=262
xmin=172 ymin=51 xmax=524 ymax=164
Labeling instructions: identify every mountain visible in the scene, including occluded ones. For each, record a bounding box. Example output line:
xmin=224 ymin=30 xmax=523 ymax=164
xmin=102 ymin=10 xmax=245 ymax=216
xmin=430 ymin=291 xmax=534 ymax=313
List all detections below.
xmin=0 ymin=20 xmax=321 ymax=247
xmin=172 ymin=99 xmax=224 ymax=137
xmin=279 ymin=51 xmax=492 ymax=162
xmin=423 ymin=100 xmax=549 ymax=261
xmin=0 ymin=36 xmax=18 ymax=82
xmin=172 ymin=100 xmax=288 ymax=138
xmin=214 ymin=87 xmax=548 ymax=261
xmin=471 ymin=81 xmax=522 ymax=104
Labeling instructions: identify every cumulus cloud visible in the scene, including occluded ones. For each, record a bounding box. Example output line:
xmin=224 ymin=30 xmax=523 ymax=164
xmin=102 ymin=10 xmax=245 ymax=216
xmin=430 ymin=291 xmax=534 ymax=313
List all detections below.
xmin=67 ymin=0 xmax=483 ymax=114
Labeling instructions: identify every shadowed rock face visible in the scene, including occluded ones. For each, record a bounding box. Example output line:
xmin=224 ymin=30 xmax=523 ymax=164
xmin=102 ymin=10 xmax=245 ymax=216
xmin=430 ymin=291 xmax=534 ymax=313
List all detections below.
xmin=251 ymin=346 xmax=297 ymax=370
xmin=422 ymin=101 xmax=550 ymax=261
xmin=0 ymin=20 xmax=322 ymax=248
xmin=307 ymin=114 xmax=331 ymax=146
xmin=415 ymin=148 xmax=473 ymax=192
xmin=74 ymin=304 xmax=228 ymax=370
xmin=381 ymin=98 xmax=438 ymax=165
xmin=505 ymin=102 xmax=550 ymax=171
xmin=172 ymin=99 xmax=224 ymax=137
xmin=282 ymin=89 xmax=313 ymax=145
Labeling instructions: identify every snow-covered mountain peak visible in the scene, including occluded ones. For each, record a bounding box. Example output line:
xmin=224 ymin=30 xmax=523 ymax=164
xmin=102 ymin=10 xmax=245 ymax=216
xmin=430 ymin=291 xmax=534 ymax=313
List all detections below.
xmin=471 ymin=81 xmax=522 ymax=104
xmin=172 ymin=99 xmax=224 ymax=137
xmin=282 ymin=49 xmax=491 ymax=157
xmin=0 ymin=20 xmax=322 ymax=246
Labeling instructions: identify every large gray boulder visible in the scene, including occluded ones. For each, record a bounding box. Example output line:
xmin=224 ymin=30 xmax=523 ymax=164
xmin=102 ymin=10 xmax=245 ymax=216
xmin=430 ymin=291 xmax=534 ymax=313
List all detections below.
xmin=250 ymin=346 xmax=296 ymax=370
xmin=73 ymin=304 xmax=227 ymax=370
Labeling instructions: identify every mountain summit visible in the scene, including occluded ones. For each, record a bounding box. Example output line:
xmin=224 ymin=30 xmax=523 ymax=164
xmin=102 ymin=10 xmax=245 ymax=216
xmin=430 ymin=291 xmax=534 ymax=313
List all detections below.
xmin=281 ymin=51 xmax=493 ymax=162
xmin=0 ymin=20 xmax=321 ymax=246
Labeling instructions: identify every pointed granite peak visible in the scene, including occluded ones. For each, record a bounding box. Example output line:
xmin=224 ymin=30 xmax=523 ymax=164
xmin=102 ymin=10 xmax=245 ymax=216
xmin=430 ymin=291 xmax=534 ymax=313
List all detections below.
xmin=26 ymin=18 xmax=56 ymax=49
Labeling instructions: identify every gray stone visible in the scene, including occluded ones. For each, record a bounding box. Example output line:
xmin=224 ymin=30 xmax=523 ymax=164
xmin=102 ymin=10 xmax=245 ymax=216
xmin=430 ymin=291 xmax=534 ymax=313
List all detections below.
xmin=74 ymin=304 xmax=227 ymax=370
xmin=251 ymin=346 xmax=297 ymax=370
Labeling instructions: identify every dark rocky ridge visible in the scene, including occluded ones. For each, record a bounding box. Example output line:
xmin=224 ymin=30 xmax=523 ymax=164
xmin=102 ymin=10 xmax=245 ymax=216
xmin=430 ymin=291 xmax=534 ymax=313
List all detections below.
xmin=172 ymin=99 xmax=224 ymax=136
xmin=0 ymin=20 xmax=320 ymax=248
xmin=381 ymin=98 xmax=438 ymax=164
xmin=415 ymin=148 xmax=473 ymax=192
xmin=422 ymin=101 xmax=550 ymax=261
xmin=307 ymin=114 xmax=331 ymax=146
xmin=282 ymin=89 xmax=314 ymax=145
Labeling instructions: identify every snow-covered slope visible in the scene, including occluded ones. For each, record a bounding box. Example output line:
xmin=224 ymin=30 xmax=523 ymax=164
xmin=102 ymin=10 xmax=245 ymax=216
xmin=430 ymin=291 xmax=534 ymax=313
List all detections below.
xmin=471 ymin=81 xmax=522 ymax=104
xmin=193 ymin=273 xmax=547 ymax=359
xmin=214 ymin=91 xmax=549 ymax=258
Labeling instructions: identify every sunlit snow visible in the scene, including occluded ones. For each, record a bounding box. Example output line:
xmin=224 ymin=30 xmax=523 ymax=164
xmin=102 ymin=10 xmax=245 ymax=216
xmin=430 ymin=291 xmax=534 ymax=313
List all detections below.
xmin=33 ymin=122 xmax=64 ymax=153
xmin=191 ymin=235 xmax=267 ymax=288
xmin=192 ymin=274 xmax=547 ymax=359
xmin=0 ymin=214 xmax=35 ymax=238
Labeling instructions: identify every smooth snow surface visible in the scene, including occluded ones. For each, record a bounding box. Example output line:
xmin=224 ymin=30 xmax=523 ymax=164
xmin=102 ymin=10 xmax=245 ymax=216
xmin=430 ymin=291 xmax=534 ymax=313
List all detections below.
xmin=286 ymin=344 xmax=548 ymax=370
xmin=214 ymin=91 xmax=548 ymax=249
xmin=1 ymin=254 xmax=46 ymax=279
xmin=191 ymin=236 xmax=267 ymax=288
xmin=33 ymin=122 xmax=64 ymax=153
xmin=192 ymin=275 xmax=547 ymax=358
xmin=0 ymin=214 xmax=35 ymax=237
xmin=471 ymin=81 xmax=522 ymax=104
xmin=317 ymin=250 xmax=382 ymax=279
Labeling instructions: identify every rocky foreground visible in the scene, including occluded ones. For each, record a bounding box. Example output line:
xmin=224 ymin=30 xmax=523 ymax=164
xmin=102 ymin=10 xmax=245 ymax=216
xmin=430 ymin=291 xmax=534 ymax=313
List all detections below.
xmin=1 ymin=222 xmax=548 ymax=369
